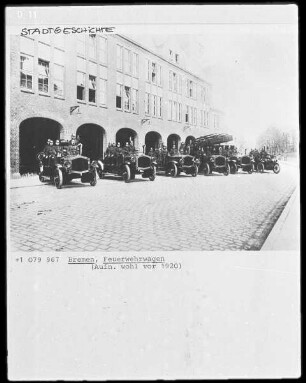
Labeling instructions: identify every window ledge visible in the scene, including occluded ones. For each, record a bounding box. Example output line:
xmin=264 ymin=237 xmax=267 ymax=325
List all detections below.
xmin=116 ymin=108 xmax=123 ymax=111
xmin=54 ymin=96 xmax=65 ymax=100
xmin=100 ymin=105 xmax=108 ymax=109
xmin=88 ymin=102 xmax=97 ymax=107
xmin=38 ymin=92 xmax=51 ymax=97
xmin=77 ymin=100 xmax=87 ymax=104
xmin=20 ymin=88 xmax=34 ymax=94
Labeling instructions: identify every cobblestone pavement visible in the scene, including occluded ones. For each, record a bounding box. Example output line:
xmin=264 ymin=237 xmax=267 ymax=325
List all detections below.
xmin=9 ymin=164 xmax=297 ymax=251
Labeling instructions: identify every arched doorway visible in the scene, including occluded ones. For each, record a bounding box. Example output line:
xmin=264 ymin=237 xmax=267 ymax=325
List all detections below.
xmin=185 ymin=135 xmax=196 ymax=146
xmin=116 ymin=128 xmax=138 ymax=148
xmin=76 ymin=124 xmax=105 ymax=160
xmin=19 ymin=117 xmax=62 ymax=174
xmin=145 ymin=131 xmax=162 ymax=154
xmin=167 ymin=134 xmax=181 ymax=151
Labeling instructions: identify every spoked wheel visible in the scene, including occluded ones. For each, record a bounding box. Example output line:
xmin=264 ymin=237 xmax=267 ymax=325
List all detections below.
xmin=223 ymin=165 xmax=230 ymax=176
xmin=248 ymin=165 xmax=254 ymax=174
xmin=54 ymin=168 xmax=63 ymax=189
xmin=90 ymin=169 xmax=98 ymax=186
xmin=191 ymin=165 xmax=198 ymax=177
xmin=273 ymin=163 xmax=280 ymax=174
xmin=38 ymin=172 xmax=45 ymax=182
xmin=170 ymin=163 xmax=178 ymax=177
xmin=122 ymin=164 xmax=131 ymax=183
xmin=230 ymin=163 xmax=237 ymax=174
xmin=203 ymin=163 xmax=210 ymax=176
xmin=149 ymin=167 xmax=156 ymax=181
xmin=97 ymin=161 xmax=104 ymax=179
xmin=257 ymin=163 xmax=264 ymax=173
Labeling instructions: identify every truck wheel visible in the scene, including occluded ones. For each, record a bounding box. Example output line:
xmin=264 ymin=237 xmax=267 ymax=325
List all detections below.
xmin=230 ymin=163 xmax=237 ymax=174
xmin=97 ymin=161 xmax=104 ymax=179
xmin=122 ymin=165 xmax=131 ymax=183
xmin=170 ymin=163 xmax=178 ymax=177
xmin=273 ymin=163 xmax=280 ymax=174
xmin=90 ymin=169 xmax=97 ymax=186
xmin=54 ymin=168 xmax=63 ymax=189
xmin=149 ymin=167 xmax=156 ymax=181
xmin=38 ymin=172 xmax=45 ymax=182
xmin=224 ymin=165 xmax=230 ymax=176
xmin=203 ymin=163 xmax=210 ymax=176
xmin=191 ymin=165 xmax=198 ymax=177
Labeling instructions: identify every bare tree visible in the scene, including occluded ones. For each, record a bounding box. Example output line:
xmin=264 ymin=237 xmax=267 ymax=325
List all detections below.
xmin=256 ymin=126 xmax=298 ymax=155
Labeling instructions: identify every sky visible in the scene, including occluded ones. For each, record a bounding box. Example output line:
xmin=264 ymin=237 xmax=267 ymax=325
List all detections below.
xmin=128 ymin=24 xmax=298 ymax=148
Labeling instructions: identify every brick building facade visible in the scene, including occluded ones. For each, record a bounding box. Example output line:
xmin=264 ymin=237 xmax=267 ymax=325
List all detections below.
xmin=9 ymin=33 xmax=223 ymax=174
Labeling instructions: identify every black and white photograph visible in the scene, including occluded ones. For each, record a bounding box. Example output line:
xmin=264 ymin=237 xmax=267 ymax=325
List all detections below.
xmin=6 ymin=5 xmax=300 ymax=380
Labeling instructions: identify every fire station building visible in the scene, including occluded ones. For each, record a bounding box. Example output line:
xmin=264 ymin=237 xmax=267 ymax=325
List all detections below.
xmin=9 ymin=33 xmax=224 ymax=174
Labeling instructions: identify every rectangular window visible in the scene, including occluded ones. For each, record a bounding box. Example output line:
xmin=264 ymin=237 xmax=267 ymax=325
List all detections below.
xmin=152 ymin=95 xmax=157 ymax=117
xmin=54 ymin=48 xmax=64 ymax=65
xmin=38 ymin=42 xmax=51 ymax=61
xmin=204 ymin=88 xmax=207 ymax=103
xmin=54 ymin=34 xmax=65 ymax=49
xmin=169 ymin=70 xmax=173 ymax=91
xmin=178 ymin=75 xmax=182 ymax=94
xmin=185 ymin=105 xmax=189 ymax=123
xmin=178 ymin=103 xmax=182 ymax=122
xmin=20 ymin=36 xmax=34 ymax=55
xmin=54 ymin=64 xmax=64 ymax=97
xmin=77 ymin=71 xmax=85 ymax=101
xmin=77 ymin=57 xmax=86 ymax=72
xmin=124 ymin=49 xmax=132 ymax=74
xmin=145 ymin=93 xmax=150 ymax=115
xmin=157 ymin=96 xmax=162 ymax=118
xmin=117 ymin=45 xmax=123 ymax=71
xmin=98 ymin=36 xmax=107 ymax=64
xmin=20 ymin=54 xmax=33 ymax=90
xmin=173 ymin=72 xmax=177 ymax=93
xmin=189 ymin=80 xmax=193 ymax=98
xmin=200 ymin=110 xmax=203 ymax=126
xmin=151 ymin=62 xmax=157 ymax=84
xmin=193 ymin=107 xmax=197 ymax=125
xmin=38 ymin=59 xmax=49 ymax=93
xmin=168 ymin=100 xmax=172 ymax=121
xmin=88 ymin=62 xmax=97 ymax=77
xmin=145 ymin=59 xmax=150 ymax=82
xmin=124 ymin=86 xmax=131 ymax=111
xmin=88 ymin=34 xmax=97 ymax=60
xmin=157 ymin=65 xmax=162 ymax=86
xmin=131 ymin=88 xmax=138 ymax=113
xmin=88 ymin=75 xmax=96 ymax=103
xmin=99 ymin=78 xmax=107 ymax=106
xmin=172 ymin=101 xmax=177 ymax=121
xmin=132 ymin=52 xmax=139 ymax=77
xmin=77 ymin=35 xmax=86 ymax=56
xmin=116 ymin=84 xmax=122 ymax=109
xmin=190 ymin=107 xmax=193 ymax=125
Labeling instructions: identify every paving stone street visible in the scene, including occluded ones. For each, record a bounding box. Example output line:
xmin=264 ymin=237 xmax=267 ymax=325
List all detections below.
xmin=9 ymin=163 xmax=297 ymax=252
